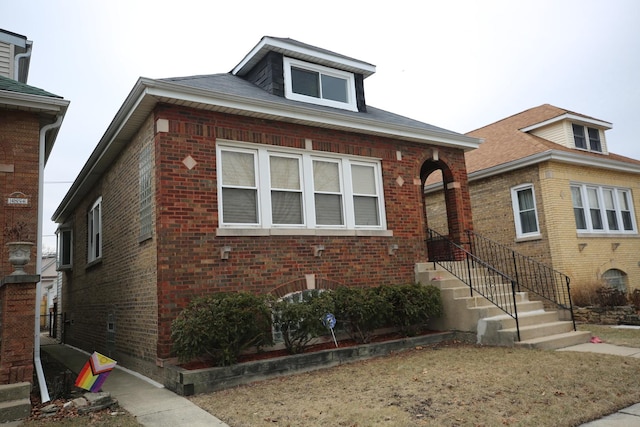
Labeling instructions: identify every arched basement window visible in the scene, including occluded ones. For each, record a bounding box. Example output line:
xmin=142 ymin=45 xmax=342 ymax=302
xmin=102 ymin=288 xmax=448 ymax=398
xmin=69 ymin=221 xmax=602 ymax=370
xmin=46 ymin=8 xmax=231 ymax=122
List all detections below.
xmin=602 ymin=269 xmax=627 ymax=292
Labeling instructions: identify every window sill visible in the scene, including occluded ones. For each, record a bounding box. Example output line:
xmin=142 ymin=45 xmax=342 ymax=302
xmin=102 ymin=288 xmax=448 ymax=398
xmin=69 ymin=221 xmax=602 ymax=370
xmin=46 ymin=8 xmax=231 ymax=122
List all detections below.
xmin=216 ymin=228 xmax=393 ymax=237
xmin=86 ymin=258 xmax=103 ymax=269
xmin=576 ymin=232 xmax=638 ymax=238
xmin=514 ymin=234 xmax=542 ymax=243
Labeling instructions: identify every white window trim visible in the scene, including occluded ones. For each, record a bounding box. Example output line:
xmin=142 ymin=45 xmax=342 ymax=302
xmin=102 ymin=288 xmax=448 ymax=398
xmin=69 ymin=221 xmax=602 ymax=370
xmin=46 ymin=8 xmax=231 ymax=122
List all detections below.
xmin=570 ymin=183 xmax=637 ymax=234
xmin=572 ymin=123 xmax=603 ymax=153
xmin=56 ymin=225 xmax=73 ymax=270
xmin=216 ymin=141 xmax=387 ymax=233
xmin=510 ymin=184 xmax=541 ymax=239
xmin=283 ymin=57 xmax=358 ymax=112
xmin=88 ymin=197 xmax=102 ymax=263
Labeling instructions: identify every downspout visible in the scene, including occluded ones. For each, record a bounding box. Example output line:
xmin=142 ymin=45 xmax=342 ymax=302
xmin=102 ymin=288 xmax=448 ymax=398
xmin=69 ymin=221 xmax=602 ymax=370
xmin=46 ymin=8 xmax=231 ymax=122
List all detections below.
xmin=35 ymin=114 xmax=63 ymax=403
xmin=13 ymin=40 xmax=33 ymax=82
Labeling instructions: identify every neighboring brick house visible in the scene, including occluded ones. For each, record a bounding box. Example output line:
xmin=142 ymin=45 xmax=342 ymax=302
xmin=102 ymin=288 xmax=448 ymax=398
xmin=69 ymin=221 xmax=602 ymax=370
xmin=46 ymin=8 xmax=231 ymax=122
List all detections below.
xmin=1 ymin=28 xmax=68 ymax=392
xmin=1 ymin=28 xmax=68 ymax=277
xmin=52 ymin=36 xmax=479 ymax=380
xmin=426 ymin=104 xmax=640 ymax=295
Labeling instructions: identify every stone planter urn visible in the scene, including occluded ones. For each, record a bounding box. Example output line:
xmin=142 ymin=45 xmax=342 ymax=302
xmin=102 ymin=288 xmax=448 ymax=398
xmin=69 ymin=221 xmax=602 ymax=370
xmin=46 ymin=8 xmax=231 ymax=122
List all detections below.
xmin=6 ymin=242 xmax=34 ymax=275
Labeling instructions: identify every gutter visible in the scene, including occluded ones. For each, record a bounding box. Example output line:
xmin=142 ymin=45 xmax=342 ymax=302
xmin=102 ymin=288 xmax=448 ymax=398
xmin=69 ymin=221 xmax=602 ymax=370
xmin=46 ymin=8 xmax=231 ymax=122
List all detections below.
xmin=35 ymin=114 xmax=65 ymax=403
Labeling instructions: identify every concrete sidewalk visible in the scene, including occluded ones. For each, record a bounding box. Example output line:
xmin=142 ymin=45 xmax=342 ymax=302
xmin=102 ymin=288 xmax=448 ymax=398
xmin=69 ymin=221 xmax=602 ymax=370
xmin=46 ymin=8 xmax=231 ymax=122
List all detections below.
xmin=40 ymin=342 xmax=228 ymax=426
xmin=560 ymin=342 xmax=640 ymax=426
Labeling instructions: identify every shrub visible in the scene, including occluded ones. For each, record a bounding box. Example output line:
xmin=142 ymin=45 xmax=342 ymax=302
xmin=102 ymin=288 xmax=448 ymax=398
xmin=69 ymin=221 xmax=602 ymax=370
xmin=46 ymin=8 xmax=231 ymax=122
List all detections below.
xmin=272 ymin=290 xmax=335 ymax=354
xmin=171 ymin=292 xmax=273 ymax=366
xmin=332 ymin=286 xmax=390 ymax=344
xmin=379 ymin=283 xmax=443 ymax=336
xmin=629 ymin=289 xmax=640 ymax=311
xmin=596 ymin=287 xmax=627 ymax=308
xmin=571 ymin=281 xmax=603 ymax=307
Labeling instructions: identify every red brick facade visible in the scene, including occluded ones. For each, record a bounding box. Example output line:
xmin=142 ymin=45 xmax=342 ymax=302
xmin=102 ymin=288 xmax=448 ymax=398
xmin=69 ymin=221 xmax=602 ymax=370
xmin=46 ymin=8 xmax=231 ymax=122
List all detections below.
xmin=0 ymin=276 xmax=38 ymax=384
xmin=61 ymin=103 xmax=474 ymax=378
xmin=1 ymin=111 xmax=41 ymax=277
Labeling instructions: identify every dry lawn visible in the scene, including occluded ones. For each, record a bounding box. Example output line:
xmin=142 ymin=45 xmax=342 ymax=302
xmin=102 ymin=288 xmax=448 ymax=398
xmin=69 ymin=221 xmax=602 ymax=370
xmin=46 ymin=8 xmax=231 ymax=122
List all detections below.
xmin=190 ymin=325 xmax=640 ymax=427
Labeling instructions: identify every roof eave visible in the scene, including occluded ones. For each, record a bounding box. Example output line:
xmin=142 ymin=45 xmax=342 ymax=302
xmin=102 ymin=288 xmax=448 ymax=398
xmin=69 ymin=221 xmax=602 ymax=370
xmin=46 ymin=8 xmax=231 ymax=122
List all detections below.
xmin=52 ymin=78 xmax=480 ymax=222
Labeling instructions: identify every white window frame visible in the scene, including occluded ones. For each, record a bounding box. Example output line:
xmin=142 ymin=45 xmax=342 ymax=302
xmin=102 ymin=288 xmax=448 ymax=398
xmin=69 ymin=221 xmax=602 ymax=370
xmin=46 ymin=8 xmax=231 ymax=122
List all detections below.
xmin=139 ymin=144 xmax=153 ymax=241
xmin=570 ymin=183 xmax=637 ymax=234
xmin=216 ymin=141 xmax=386 ymax=231
xmin=510 ymin=184 xmax=541 ymax=239
xmin=88 ymin=197 xmax=102 ymax=263
xmin=56 ymin=225 xmax=73 ymax=270
xmin=283 ymin=57 xmax=358 ymax=112
xmin=572 ymin=123 xmax=602 ymax=153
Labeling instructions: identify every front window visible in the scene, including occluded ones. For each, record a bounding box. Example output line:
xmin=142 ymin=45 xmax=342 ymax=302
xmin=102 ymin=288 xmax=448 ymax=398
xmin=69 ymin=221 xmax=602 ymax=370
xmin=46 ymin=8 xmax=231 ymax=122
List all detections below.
xmin=570 ymin=184 xmax=636 ymax=233
xmin=88 ymin=197 xmax=102 ymax=262
xmin=217 ymin=142 xmax=385 ymax=231
xmin=510 ymin=184 xmax=540 ymax=238
xmin=284 ymin=57 xmax=357 ymax=111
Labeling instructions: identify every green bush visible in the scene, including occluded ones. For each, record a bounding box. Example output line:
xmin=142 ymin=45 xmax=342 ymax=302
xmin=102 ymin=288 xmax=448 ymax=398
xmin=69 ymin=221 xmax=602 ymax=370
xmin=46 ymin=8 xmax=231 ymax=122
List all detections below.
xmin=171 ymin=292 xmax=273 ymax=366
xmin=332 ymin=286 xmax=390 ymax=344
xmin=272 ymin=290 xmax=334 ymax=354
xmin=379 ymin=284 xmax=443 ymax=336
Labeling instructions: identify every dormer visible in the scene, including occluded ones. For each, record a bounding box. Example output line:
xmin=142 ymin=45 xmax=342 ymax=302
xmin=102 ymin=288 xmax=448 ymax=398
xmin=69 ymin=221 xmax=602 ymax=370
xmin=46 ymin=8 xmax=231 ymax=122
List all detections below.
xmin=520 ymin=111 xmax=612 ymax=155
xmin=231 ymin=36 xmax=375 ymax=113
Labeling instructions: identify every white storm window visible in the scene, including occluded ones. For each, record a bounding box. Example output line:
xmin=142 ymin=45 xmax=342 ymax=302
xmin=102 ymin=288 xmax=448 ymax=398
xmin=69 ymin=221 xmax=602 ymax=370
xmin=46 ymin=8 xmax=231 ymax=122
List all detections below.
xmin=283 ymin=57 xmax=357 ymax=111
xmin=313 ymin=160 xmax=344 ymax=226
xmin=56 ymin=226 xmax=73 ymax=270
xmin=88 ymin=197 xmax=102 ymax=262
xmin=220 ymin=149 xmax=259 ymax=224
xmin=510 ymin=184 xmax=540 ymax=238
xmin=351 ymin=163 xmax=381 ymax=226
xmin=217 ymin=143 xmax=385 ymax=230
xmin=270 ymin=154 xmax=303 ymax=225
xmin=570 ymin=184 xmax=636 ymax=233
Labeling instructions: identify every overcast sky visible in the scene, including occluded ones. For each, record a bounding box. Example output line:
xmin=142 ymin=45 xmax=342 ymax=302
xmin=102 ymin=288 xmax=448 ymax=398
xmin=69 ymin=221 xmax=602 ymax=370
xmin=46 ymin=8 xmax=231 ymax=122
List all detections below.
xmin=3 ymin=0 xmax=639 ymax=251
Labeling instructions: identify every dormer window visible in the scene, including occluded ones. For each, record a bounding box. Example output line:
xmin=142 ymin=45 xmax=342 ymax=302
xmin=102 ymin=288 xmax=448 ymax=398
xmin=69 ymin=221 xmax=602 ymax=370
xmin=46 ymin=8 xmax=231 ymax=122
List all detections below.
xmin=283 ymin=57 xmax=357 ymax=111
xmin=572 ymin=124 xmax=602 ymax=152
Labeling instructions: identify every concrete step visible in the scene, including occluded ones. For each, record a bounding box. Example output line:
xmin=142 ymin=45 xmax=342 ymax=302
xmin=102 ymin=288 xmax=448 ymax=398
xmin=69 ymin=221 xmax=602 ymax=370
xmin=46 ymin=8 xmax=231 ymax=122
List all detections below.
xmin=0 ymin=382 xmax=29 ymax=404
xmin=515 ymin=330 xmax=592 ymax=350
xmin=0 ymin=398 xmax=31 ymax=423
xmin=499 ymin=321 xmax=576 ymax=343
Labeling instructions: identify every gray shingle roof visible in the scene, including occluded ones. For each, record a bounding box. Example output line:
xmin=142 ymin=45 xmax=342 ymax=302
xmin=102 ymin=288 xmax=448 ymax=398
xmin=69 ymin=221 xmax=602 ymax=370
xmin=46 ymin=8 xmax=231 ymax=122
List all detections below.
xmin=160 ymin=73 xmax=465 ymax=138
xmin=0 ymin=74 xmax=62 ymax=98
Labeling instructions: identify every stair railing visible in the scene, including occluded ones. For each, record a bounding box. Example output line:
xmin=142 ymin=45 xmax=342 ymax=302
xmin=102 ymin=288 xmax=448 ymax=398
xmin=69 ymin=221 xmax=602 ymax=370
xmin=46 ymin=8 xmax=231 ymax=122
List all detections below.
xmin=426 ymin=229 xmax=521 ymax=341
xmin=464 ymin=230 xmax=576 ymax=331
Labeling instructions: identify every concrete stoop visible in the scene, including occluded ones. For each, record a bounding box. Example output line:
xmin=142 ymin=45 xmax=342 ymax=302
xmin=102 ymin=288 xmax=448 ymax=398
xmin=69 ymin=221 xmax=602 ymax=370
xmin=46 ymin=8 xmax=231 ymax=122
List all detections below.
xmin=416 ymin=262 xmax=591 ymax=350
xmin=0 ymin=382 xmax=31 ymax=423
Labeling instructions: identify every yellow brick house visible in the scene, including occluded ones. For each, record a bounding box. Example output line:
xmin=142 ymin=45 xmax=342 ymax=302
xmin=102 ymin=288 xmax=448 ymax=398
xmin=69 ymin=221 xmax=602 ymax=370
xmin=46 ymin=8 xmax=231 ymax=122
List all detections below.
xmin=425 ymin=104 xmax=640 ymax=295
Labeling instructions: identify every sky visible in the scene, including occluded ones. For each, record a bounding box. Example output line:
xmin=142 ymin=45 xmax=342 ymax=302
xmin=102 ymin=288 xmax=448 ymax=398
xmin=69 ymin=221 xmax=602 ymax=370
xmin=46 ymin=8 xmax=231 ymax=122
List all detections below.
xmin=2 ymin=0 xmax=639 ymax=251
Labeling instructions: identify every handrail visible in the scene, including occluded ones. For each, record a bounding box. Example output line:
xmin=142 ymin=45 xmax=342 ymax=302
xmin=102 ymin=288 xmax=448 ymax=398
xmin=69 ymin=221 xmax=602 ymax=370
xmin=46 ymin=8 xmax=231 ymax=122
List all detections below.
xmin=426 ymin=229 xmax=521 ymax=341
xmin=465 ymin=230 xmax=576 ymax=331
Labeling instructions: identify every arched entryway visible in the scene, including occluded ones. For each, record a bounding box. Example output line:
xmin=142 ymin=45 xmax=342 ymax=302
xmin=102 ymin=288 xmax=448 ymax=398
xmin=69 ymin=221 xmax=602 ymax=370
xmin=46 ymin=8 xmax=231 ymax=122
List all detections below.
xmin=420 ymin=148 xmax=473 ymax=261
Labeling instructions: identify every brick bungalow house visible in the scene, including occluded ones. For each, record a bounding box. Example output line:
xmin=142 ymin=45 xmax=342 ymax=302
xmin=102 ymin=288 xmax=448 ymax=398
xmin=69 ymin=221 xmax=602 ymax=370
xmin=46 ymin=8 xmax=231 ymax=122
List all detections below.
xmin=51 ymin=36 xmax=480 ymax=380
xmin=1 ymin=28 xmax=68 ymax=400
xmin=426 ymin=104 xmax=640 ymax=296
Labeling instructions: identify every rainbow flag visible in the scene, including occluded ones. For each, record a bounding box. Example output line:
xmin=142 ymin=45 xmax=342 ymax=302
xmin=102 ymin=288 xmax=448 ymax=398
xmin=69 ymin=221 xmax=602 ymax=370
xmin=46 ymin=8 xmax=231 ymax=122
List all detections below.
xmin=75 ymin=352 xmax=117 ymax=392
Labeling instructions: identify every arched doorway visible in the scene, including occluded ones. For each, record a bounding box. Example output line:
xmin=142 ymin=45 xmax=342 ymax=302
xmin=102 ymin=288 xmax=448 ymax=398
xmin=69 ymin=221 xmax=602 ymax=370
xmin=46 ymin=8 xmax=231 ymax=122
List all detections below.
xmin=420 ymin=149 xmax=473 ymax=261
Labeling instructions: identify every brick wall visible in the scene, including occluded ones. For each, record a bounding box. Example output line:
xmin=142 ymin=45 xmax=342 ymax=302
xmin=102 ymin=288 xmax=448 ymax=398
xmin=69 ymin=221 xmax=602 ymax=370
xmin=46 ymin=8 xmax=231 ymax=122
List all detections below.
xmin=61 ymin=114 xmax=160 ymax=379
xmin=0 ymin=110 xmax=41 ymax=277
xmin=62 ymin=103 xmax=474 ymax=372
xmin=0 ymin=276 xmax=38 ymax=384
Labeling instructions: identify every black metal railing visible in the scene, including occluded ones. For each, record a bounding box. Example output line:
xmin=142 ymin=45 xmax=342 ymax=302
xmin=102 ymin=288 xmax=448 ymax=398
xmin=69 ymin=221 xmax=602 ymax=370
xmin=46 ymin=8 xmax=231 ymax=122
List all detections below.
xmin=465 ymin=230 xmax=575 ymax=329
xmin=427 ymin=229 xmax=521 ymax=341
